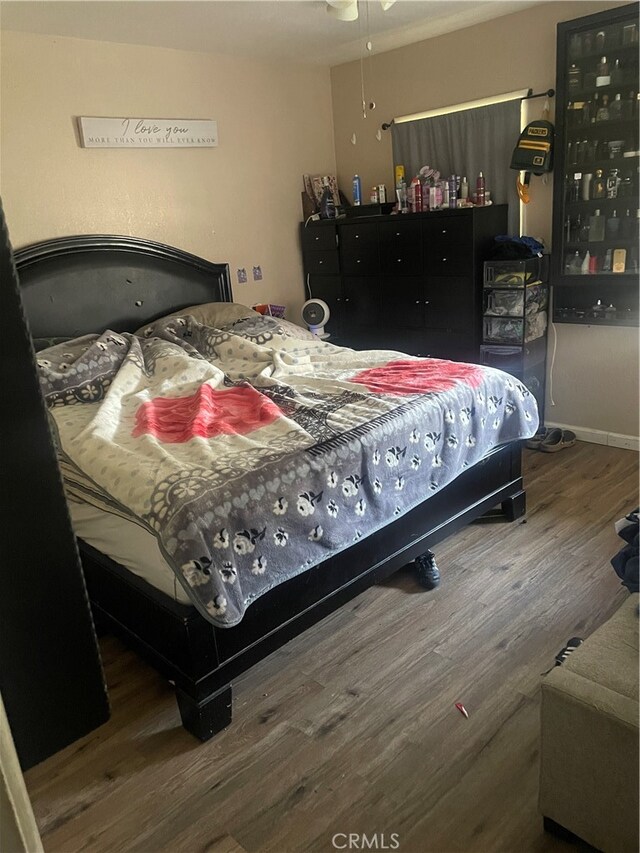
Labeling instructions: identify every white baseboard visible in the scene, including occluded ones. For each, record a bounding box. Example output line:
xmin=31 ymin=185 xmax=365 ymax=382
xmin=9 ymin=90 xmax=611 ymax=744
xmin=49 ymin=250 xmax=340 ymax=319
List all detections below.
xmin=546 ymin=421 xmax=640 ymax=452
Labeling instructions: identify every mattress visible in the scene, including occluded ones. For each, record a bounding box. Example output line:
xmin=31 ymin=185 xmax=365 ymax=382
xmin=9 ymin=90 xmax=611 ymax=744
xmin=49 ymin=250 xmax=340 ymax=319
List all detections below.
xmin=68 ymin=500 xmax=192 ymax=604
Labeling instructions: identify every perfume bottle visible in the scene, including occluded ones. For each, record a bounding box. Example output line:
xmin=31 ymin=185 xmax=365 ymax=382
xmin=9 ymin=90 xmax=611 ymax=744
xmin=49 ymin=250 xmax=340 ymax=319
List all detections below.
xmin=589 ymin=209 xmax=605 ymax=241
xmin=579 ymin=217 xmax=591 ymax=242
xmin=589 ymin=92 xmax=599 ymax=123
xmin=596 ymin=55 xmax=610 ymax=87
xmin=591 ymin=169 xmax=606 ymax=199
xmin=606 ymin=169 xmax=619 ymax=198
xmin=581 ymin=173 xmax=593 ymax=200
xmin=621 ymin=209 xmax=634 ymax=239
xmin=581 ymin=250 xmax=591 ymax=274
xmin=602 ymin=248 xmax=613 ymax=272
xmin=595 ymin=30 xmax=606 ymax=52
xmin=570 ymin=214 xmax=582 ymax=242
xmin=605 ymin=209 xmax=620 ymax=236
xmin=611 ymin=59 xmax=623 ymax=84
xmin=568 ymin=250 xmax=582 ymax=274
xmin=568 ymin=63 xmax=582 ymax=90
xmin=596 ymin=94 xmax=610 ymax=122
xmin=609 ymin=93 xmax=623 ymax=120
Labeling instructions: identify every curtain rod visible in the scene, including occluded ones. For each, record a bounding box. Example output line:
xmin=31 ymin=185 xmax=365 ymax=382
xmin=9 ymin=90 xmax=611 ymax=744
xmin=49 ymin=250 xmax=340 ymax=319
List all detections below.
xmin=381 ymin=88 xmax=555 ymax=130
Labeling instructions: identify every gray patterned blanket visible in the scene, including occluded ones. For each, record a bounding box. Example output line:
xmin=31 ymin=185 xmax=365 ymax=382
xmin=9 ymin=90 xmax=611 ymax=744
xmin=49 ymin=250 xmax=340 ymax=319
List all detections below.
xmin=37 ymin=313 xmax=538 ymax=627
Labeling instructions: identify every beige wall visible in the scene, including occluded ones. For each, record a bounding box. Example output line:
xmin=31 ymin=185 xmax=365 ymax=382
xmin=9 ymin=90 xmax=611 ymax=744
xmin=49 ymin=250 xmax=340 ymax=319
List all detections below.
xmin=0 ymin=30 xmax=336 ymax=322
xmin=331 ymin=1 xmax=639 ymax=438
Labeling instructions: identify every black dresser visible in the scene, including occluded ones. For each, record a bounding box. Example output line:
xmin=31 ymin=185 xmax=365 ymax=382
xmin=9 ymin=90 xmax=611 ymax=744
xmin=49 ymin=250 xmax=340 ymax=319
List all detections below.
xmin=300 ymin=205 xmax=508 ymax=361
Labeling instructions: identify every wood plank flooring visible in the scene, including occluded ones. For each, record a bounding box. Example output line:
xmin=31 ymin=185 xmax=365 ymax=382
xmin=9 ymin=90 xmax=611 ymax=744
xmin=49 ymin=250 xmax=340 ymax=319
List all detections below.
xmin=25 ymin=443 xmax=638 ymax=853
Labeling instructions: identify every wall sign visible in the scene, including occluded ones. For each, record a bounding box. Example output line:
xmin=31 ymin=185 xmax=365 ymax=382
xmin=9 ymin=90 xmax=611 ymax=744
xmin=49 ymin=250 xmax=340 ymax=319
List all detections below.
xmin=78 ymin=117 xmax=218 ymax=148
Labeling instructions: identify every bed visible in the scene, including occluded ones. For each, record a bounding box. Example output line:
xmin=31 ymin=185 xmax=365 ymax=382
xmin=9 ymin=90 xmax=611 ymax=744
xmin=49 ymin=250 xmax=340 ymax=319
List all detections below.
xmin=15 ymin=233 xmax=533 ymax=741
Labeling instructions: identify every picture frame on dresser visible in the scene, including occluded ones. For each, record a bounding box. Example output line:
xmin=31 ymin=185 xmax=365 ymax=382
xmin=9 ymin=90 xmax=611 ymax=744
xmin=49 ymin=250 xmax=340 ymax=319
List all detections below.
xmin=552 ymin=2 xmax=639 ymax=326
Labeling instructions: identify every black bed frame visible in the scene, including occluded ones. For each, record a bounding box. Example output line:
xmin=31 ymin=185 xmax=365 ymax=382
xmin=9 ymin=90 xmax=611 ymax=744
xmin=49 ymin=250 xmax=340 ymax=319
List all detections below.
xmin=16 ymin=234 xmax=526 ymax=741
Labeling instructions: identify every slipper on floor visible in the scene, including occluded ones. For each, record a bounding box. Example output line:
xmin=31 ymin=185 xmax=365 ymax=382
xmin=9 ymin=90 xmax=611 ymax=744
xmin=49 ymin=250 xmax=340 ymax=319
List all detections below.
xmin=539 ymin=428 xmax=577 ymax=453
xmin=525 ymin=427 xmax=550 ymax=450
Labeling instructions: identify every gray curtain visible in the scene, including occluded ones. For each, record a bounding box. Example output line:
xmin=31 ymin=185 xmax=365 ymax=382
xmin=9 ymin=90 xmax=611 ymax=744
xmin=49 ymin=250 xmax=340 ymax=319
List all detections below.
xmin=391 ymin=99 xmax=521 ymax=234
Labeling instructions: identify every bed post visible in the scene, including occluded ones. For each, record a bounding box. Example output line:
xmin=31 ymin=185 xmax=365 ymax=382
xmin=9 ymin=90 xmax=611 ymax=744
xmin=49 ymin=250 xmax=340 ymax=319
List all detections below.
xmin=175 ymin=683 xmax=232 ymax=742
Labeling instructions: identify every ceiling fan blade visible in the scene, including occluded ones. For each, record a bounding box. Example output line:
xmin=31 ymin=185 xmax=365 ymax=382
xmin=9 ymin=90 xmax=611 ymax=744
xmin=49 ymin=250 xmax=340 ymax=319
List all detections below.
xmin=380 ymin=0 xmax=397 ymax=10
xmin=326 ymin=0 xmax=359 ymax=21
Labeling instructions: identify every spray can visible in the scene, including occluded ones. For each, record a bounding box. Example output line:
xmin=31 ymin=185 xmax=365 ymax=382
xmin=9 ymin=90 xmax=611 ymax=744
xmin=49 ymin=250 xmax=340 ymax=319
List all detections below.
xmin=352 ymin=174 xmax=362 ymax=206
xmin=378 ymin=184 xmax=387 ymax=203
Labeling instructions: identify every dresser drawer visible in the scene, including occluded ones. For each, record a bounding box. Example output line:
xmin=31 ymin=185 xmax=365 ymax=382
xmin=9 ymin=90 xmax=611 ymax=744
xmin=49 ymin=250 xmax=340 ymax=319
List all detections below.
xmin=301 ymin=224 xmax=337 ymax=251
xmin=423 ymin=216 xmax=473 ymax=276
xmin=380 ymin=245 xmax=422 ymax=276
xmin=340 ymin=223 xmax=378 ymax=250
xmin=378 ymin=219 xmax=421 ymax=246
xmin=341 ymin=250 xmax=380 ymax=276
xmin=304 ymin=250 xmax=339 ymax=275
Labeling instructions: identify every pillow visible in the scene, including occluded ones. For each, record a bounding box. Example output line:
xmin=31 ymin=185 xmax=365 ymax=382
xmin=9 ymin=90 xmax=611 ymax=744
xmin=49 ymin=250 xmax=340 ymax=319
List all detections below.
xmin=134 ymin=302 xmax=258 ymax=336
xmin=275 ymin=318 xmax=318 ymax=341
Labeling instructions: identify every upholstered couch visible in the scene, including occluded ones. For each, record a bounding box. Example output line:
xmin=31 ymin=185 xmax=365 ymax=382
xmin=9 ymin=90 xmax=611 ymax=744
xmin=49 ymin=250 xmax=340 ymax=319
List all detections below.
xmin=539 ymin=593 xmax=639 ymax=852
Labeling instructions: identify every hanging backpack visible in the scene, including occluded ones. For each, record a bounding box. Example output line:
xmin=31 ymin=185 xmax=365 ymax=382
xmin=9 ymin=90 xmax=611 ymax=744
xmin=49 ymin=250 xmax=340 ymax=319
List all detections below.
xmin=510 ymin=118 xmax=555 ymax=204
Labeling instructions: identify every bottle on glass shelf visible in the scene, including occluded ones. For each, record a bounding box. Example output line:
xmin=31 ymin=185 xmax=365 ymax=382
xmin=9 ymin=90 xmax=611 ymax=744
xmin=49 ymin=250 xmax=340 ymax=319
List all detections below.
xmin=567 ymin=173 xmax=581 ymax=203
xmin=591 ymin=169 xmax=606 ymax=199
xmin=581 ymin=172 xmax=593 ymax=200
xmin=611 ymin=60 xmax=624 ymax=85
xmin=589 ymin=209 xmax=605 ymax=241
xmin=621 ymin=209 xmax=634 ymax=238
xmin=579 ymin=217 xmax=591 ymax=242
xmin=568 ymin=64 xmax=582 ymax=90
xmin=606 ymin=168 xmax=619 ymax=198
xmin=602 ymin=248 xmax=613 ymax=272
xmin=570 ymin=214 xmax=582 ymax=243
xmin=589 ymin=253 xmax=599 ymax=274
xmin=569 ymin=251 xmax=583 ymax=274
xmin=595 ymin=30 xmax=606 ymax=52
xmin=476 ymin=171 xmax=486 ymax=206
xmin=581 ymin=250 xmax=591 ymax=274
xmin=596 ymin=94 xmax=610 ymax=122
xmin=596 ymin=56 xmax=610 ymax=87
xmin=609 ymin=93 xmax=623 ymax=121
xmin=606 ymin=209 xmax=620 ymax=236
xmin=589 ymin=92 xmax=599 ymax=123
xmin=620 ymin=91 xmax=634 ymax=121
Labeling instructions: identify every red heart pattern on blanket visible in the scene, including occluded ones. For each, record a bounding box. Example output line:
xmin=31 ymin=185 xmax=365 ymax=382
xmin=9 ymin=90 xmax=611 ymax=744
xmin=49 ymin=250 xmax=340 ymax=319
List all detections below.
xmin=133 ymin=383 xmax=282 ymax=443
xmin=350 ymin=359 xmax=484 ymax=396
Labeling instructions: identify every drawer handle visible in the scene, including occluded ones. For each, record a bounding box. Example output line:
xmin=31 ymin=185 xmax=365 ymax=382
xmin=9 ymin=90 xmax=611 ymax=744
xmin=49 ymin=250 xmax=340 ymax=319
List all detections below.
xmin=397 ymin=258 xmax=402 ymax=263
xmin=442 ymin=257 xmax=447 ymax=262
xmin=336 ymin=297 xmax=342 ymax=302
xmin=345 ymin=298 xmax=350 ymax=302
xmin=355 ymin=234 xmax=359 ymax=239
xmin=356 ymin=259 xmax=361 ymax=264
xmin=441 ymin=229 xmax=447 ymax=234
xmin=315 ymin=236 xmax=320 ymax=241
xmin=424 ymin=300 xmax=430 ymax=305
xmin=319 ymin=260 xmax=324 ymax=265
xmin=396 ymin=232 xmax=401 ymax=236
xmin=415 ymin=300 xmax=421 ymax=304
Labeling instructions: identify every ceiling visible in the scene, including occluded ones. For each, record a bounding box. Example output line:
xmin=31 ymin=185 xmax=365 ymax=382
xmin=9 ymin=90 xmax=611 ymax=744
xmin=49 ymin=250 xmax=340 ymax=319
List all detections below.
xmin=0 ymin=0 xmax=543 ymax=66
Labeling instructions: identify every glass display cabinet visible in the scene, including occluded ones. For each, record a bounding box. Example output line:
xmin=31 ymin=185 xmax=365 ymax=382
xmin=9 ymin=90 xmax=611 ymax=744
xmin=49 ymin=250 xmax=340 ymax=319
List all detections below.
xmin=552 ymin=3 xmax=639 ymax=326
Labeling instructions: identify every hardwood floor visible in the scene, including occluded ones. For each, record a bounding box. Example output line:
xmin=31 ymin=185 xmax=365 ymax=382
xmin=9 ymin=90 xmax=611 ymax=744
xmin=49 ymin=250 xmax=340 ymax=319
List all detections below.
xmin=25 ymin=443 xmax=638 ymax=853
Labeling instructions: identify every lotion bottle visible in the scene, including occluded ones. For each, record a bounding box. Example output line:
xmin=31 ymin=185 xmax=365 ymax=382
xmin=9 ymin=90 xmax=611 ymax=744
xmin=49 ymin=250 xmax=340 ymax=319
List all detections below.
xmin=476 ymin=171 xmax=485 ymax=206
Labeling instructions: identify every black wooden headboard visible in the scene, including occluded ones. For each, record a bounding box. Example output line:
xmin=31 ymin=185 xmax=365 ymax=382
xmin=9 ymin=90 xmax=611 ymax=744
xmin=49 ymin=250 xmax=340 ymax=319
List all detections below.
xmin=14 ymin=234 xmax=232 ymax=340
